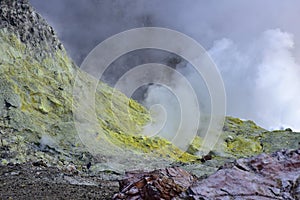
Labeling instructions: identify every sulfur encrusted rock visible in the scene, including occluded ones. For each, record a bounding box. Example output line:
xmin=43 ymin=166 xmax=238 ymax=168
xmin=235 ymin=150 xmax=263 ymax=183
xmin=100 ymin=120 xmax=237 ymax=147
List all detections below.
xmin=0 ymin=0 xmax=199 ymax=172
xmin=0 ymin=0 xmax=299 ymax=180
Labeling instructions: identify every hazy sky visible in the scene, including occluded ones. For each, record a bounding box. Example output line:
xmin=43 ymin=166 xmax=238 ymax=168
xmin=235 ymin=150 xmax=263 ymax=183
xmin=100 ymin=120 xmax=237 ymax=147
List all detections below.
xmin=30 ymin=0 xmax=300 ymax=131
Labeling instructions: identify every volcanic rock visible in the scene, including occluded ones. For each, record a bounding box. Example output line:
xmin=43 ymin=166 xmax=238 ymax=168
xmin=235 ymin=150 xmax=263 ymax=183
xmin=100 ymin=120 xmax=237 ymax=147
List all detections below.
xmin=113 ymin=167 xmax=196 ymax=200
xmin=0 ymin=0 xmax=62 ymax=58
xmin=0 ymin=0 xmax=197 ymax=171
xmin=115 ymin=149 xmax=300 ymax=199
xmin=186 ymin=148 xmax=300 ymax=199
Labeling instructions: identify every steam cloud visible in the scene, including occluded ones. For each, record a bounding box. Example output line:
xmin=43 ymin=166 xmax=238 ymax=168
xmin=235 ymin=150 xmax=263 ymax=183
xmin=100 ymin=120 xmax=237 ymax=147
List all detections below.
xmin=210 ymin=29 xmax=300 ymax=131
xmin=30 ymin=0 xmax=300 ymax=131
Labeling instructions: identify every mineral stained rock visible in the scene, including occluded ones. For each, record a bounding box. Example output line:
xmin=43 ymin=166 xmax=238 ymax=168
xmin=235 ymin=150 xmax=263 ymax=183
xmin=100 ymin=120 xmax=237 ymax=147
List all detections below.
xmin=113 ymin=167 xmax=196 ymax=200
xmin=185 ymin=148 xmax=300 ymax=199
xmin=0 ymin=0 xmax=200 ymax=172
xmin=115 ymin=149 xmax=300 ymax=200
xmin=0 ymin=1 xmax=300 ymax=200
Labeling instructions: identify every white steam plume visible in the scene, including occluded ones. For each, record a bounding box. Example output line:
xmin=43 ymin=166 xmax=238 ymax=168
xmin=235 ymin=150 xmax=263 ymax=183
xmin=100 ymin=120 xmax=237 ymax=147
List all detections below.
xmin=30 ymin=0 xmax=300 ymax=131
xmin=209 ymin=29 xmax=300 ymax=131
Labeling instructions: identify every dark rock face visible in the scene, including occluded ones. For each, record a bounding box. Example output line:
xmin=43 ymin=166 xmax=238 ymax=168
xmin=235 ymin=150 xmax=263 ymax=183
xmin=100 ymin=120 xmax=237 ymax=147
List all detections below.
xmin=0 ymin=0 xmax=62 ymax=57
xmin=113 ymin=167 xmax=196 ymax=200
xmin=115 ymin=149 xmax=300 ymax=199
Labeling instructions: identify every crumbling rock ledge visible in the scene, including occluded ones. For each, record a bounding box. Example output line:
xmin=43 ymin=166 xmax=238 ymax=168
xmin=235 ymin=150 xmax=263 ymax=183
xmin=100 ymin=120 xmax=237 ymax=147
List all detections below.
xmin=114 ymin=149 xmax=300 ymax=200
xmin=0 ymin=0 xmax=62 ymax=58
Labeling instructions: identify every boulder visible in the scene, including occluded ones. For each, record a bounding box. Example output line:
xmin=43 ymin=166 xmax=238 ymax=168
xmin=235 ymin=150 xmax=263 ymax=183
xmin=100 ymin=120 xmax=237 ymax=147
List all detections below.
xmin=185 ymin=148 xmax=300 ymax=199
xmin=115 ymin=149 xmax=300 ymax=200
xmin=113 ymin=167 xmax=195 ymax=200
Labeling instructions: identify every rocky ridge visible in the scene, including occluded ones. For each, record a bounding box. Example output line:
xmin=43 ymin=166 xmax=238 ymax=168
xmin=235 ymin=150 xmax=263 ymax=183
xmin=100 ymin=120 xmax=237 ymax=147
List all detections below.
xmin=0 ymin=0 xmax=62 ymax=59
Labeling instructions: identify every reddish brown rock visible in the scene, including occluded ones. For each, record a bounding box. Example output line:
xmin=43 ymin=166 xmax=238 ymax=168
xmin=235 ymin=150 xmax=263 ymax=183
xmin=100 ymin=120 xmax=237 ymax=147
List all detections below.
xmin=184 ymin=148 xmax=300 ymax=200
xmin=114 ymin=149 xmax=300 ymax=200
xmin=113 ymin=167 xmax=196 ymax=200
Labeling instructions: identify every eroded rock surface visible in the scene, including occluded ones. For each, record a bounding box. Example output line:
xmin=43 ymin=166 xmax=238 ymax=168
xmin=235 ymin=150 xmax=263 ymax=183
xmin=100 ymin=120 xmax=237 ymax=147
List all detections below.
xmin=115 ymin=149 xmax=300 ymax=200
xmin=184 ymin=148 xmax=300 ymax=199
xmin=113 ymin=167 xmax=195 ymax=200
xmin=0 ymin=0 xmax=62 ymax=58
